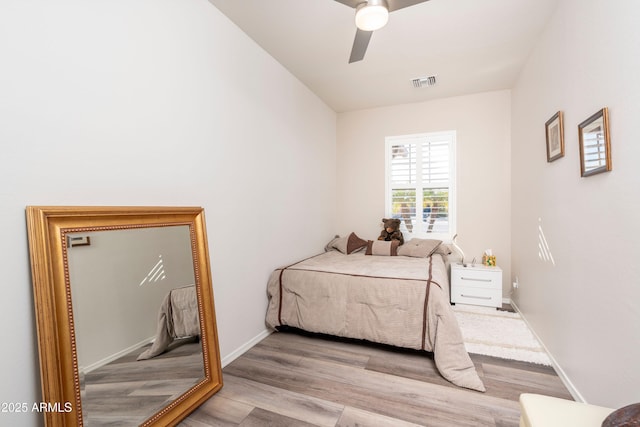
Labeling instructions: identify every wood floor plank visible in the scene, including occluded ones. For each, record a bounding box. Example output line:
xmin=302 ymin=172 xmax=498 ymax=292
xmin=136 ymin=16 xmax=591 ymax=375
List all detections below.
xmin=239 ymin=407 xmax=321 ymax=427
xmin=83 ymin=415 xmax=151 ymax=426
xmin=365 ymin=348 xmax=453 ymax=388
xmin=182 ymin=328 xmax=572 ymax=427
xmin=82 ymin=379 xmax=148 ymax=398
xmin=180 ymin=395 xmax=254 ymax=426
xmin=238 ymin=343 xmax=304 ymax=370
xmin=82 ymin=394 xmax=169 ymax=417
xmin=336 ymin=406 xmax=425 ymax=427
xmin=480 ymin=362 xmax=573 ymax=400
xmin=272 ymin=328 xmax=420 ymax=360
xmin=179 ymin=417 xmax=223 ymax=427
xmin=260 ymin=330 xmax=371 ymax=368
xmin=85 ymin=355 xmax=204 ymax=384
xmin=215 ymin=374 xmax=343 ymax=427
xmin=128 ymin=378 xmax=202 ymax=399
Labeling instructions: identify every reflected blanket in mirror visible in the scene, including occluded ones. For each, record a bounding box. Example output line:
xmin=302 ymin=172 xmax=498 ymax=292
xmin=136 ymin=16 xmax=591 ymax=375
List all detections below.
xmin=137 ymin=285 xmax=199 ymax=360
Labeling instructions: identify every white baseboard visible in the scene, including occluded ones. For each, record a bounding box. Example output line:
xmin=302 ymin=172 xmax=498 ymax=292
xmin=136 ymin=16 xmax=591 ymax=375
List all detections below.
xmin=509 ymin=299 xmax=586 ymax=403
xmin=82 ymin=329 xmax=272 ymax=374
xmin=80 ymin=336 xmax=154 ymax=374
xmin=221 ymin=329 xmax=272 ymax=368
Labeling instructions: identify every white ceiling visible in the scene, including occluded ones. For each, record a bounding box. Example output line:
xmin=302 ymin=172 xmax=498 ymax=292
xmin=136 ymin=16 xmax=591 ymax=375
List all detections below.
xmin=207 ymin=0 xmax=559 ymax=112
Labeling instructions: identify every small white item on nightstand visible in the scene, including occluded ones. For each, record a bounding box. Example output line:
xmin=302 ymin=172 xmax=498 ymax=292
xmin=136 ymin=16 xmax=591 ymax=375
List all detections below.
xmin=450 ymin=262 xmax=502 ymax=308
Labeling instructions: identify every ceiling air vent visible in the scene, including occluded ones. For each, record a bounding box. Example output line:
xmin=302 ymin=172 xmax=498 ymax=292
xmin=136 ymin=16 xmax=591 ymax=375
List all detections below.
xmin=411 ymin=75 xmax=437 ymax=88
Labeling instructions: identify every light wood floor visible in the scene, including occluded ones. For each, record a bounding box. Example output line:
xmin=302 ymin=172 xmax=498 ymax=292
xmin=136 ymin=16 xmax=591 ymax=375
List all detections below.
xmin=180 ymin=329 xmax=573 ymax=427
xmin=81 ymin=338 xmax=204 ymax=426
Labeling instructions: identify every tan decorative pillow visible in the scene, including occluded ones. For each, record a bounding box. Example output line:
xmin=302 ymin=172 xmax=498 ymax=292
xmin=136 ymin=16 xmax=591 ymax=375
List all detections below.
xmin=365 ymin=240 xmax=400 ymax=256
xmin=397 ymin=238 xmax=442 ymax=258
xmin=325 ymin=232 xmax=367 ymax=254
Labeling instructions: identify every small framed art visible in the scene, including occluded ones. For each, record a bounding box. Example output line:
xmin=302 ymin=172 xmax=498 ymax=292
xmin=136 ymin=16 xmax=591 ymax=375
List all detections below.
xmin=578 ymin=107 xmax=611 ymax=177
xmin=545 ymin=111 xmax=564 ymax=162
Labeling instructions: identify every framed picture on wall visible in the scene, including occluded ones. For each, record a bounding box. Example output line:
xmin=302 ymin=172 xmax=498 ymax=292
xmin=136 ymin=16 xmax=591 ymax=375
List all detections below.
xmin=545 ymin=111 xmax=564 ymax=162
xmin=578 ymin=107 xmax=611 ymax=177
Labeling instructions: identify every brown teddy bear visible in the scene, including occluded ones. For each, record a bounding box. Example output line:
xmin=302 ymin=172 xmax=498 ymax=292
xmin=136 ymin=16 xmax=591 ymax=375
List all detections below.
xmin=377 ymin=218 xmax=404 ymax=245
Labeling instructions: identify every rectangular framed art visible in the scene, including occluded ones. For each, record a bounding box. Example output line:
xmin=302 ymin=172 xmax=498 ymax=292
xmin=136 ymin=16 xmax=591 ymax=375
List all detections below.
xmin=545 ymin=111 xmax=564 ymax=162
xmin=578 ymin=107 xmax=611 ymax=177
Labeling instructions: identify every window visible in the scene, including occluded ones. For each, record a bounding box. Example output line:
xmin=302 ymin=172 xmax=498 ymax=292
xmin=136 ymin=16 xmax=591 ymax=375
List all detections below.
xmin=385 ymin=131 xmax=456 ymax=241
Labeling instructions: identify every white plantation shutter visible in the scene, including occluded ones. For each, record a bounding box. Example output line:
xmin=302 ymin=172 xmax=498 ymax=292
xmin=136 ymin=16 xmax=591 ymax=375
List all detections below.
xmin=582 ymin=127 xmax=607 ymax=170
xmin=385 ymin=132 xmax=456 ymax=240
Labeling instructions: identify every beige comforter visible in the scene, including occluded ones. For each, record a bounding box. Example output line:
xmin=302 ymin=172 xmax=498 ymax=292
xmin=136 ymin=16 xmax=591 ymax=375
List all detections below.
xmin=266 ymin=251 xmax=485 ymax=392
xmin=137 ymin=285 xmax=200 ymax=360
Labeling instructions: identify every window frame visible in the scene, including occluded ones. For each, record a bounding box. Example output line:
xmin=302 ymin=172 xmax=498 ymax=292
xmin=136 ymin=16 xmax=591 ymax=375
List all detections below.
xmin=384 ymin=131 xmax=457 ymax=242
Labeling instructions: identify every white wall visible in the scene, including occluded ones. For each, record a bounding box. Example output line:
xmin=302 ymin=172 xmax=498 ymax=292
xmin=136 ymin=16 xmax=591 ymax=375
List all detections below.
xmin=337 ymin=91 xmax=512 ymax=294
xmin=0 ymin=1 xmax=336 ymax=425
xmin=511 ymin=0 xmax=640 ymax=408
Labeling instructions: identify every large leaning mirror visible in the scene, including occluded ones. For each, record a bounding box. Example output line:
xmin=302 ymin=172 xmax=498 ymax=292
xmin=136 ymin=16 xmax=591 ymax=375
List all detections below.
xmin=26 ymin=206 xmax=223 ymax=426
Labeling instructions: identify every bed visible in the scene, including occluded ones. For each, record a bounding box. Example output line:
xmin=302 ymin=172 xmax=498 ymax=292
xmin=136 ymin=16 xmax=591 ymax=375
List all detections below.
xmin=265 ymin=235 xmax=486 ymax=392
xmin=137 ymin=285 xmax=200 ymax=360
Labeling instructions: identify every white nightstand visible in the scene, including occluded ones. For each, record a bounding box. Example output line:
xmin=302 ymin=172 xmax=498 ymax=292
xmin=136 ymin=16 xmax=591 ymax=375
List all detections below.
xmin=450 ymin=263 xmax=502 ymax=308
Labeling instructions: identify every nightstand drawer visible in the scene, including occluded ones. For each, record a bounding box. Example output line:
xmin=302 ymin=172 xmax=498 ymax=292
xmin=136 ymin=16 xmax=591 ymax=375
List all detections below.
xmin=451 ymin=286 xmax=502 ymax=307
xmin=451 ymin=269 xmax=500 ymax=290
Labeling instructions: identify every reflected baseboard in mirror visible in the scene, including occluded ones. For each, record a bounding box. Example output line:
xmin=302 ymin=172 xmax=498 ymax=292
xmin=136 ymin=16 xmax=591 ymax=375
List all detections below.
xmin=26 ymin=206 xmax=223 ymax=426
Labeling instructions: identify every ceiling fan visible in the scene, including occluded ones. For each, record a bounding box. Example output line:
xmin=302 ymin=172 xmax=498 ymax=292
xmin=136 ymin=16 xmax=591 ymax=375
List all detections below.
xmin=334 ymin=0 xmax=430 ymax=63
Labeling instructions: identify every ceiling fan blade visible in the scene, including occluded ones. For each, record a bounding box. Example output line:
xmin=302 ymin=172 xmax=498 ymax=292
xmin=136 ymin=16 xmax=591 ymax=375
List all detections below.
xmin=349 ymin=29 xmax=373 ymax=63
xmin=333 ymin=0 xmax=362 ymax=8
xmin=387 ymin=0 xmax=430 ymax=12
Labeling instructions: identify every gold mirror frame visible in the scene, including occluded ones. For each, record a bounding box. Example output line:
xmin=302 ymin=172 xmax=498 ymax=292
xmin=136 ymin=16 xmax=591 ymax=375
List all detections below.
xmin=26 ymin=206 xmax=223 ymax=426
xmin=579 ymin=107 xmax=612 ymax=177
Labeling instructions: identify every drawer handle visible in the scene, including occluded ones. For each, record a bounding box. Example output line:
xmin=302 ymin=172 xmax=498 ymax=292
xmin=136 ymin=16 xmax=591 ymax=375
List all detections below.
xmin=460 ymin=277 xmax=492 ymax=282
xmin=460 ymin=294 xmax=492 ymax=300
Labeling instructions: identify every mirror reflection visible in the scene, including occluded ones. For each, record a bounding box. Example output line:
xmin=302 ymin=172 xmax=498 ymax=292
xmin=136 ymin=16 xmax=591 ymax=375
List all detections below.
xmin=66 ymin=225 xmax=204 ymax=425
xmin=27 ymin=206 xmax=222 ymax=426
xmin=579 ymin=107 xmax=611 ymax=177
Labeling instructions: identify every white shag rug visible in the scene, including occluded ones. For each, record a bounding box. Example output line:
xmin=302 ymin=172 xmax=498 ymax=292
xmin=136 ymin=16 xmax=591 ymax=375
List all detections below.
xmin=453 ymin=304 xmax=552 ymax=366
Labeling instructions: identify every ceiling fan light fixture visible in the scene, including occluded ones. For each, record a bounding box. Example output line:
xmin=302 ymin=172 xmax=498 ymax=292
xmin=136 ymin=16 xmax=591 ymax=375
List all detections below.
xmin=355 ymin=0 xmax=389 ymax=32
